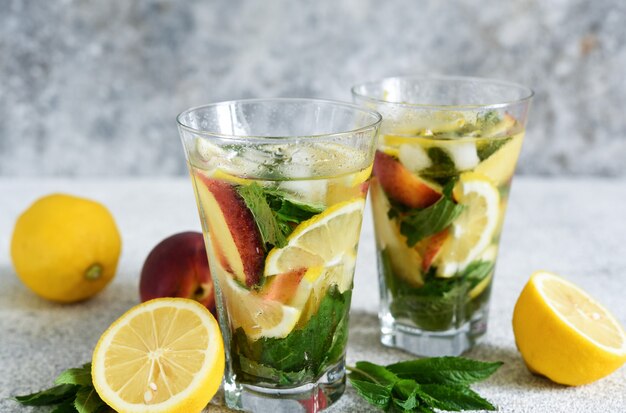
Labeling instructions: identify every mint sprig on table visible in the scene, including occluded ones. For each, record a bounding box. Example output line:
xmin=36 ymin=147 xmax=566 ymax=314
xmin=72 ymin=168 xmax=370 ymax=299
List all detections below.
xmin=236 ymin=182 xmax=324 ymax=249
xmin=347 ymin=357 xmax=502 ymax=412
xmin=14 ymin=363 xmax=111 ymax=413
xmin=14 ymin=356 xmax=501 ymax=413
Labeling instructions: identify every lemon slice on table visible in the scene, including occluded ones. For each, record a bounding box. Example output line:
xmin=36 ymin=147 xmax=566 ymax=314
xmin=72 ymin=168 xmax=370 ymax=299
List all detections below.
xmin=513 ymin=271 xmax=626 ymax=386
xmin=264 ymin=198 xmax=366 ymax=275
xmin=436 ymin=172 xmax=500 ymax=277
xmin=92 ymin=298 xmax=224 ymax=413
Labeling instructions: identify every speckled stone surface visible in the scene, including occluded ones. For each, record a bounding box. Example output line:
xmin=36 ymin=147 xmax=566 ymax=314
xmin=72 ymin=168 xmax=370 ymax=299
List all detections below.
xmin=1 ymin=0 xmax=626 ymax=176
xmin=0 ymin=177 xmax=625 ymax=412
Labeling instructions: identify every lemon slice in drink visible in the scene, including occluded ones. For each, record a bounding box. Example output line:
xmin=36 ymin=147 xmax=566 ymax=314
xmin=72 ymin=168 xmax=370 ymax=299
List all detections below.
xmin=217 ymin=271 xmax=301 ymax=340
xmin=513 ymin=271 xmax=626 ymax=385
xmin=92 ymin=298 xmax=224 ymax=413
xmin=436 ymin=172 xmax=500 ymax=277
xmin=264 ymin=199 xmax=366 ymax=274
xmin=474 ymin=133 xmax=524 ymax=186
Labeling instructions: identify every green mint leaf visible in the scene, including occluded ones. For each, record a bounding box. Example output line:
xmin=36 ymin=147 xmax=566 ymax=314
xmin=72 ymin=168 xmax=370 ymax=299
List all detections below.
xmin=14 ymin=384 xmax=78 ymax=406
xmin=264 ymin=187 xmax=324 ymax=224
xmin=232 ymin=286 xmax=350 ymax=384
xmin=391 ymin=379 xmax=420 ymax=411
xmin=395 ymin=184 xmax=464 ymax=247
xmin=237 ymin=183 xmax=288 ymax=249
xmin=238 ymin=355 xmax=311 ymax=386
xmin=236 ymin=183 xmax=324 ymax=250
xmin=477 ymin=137 xmax=511 ymax=161
xmin=387 ymin=356 xmax=503 ymax=386
xmin=55 ymin=363 xmax=92 ymax=387
xmin=348 ymin=379 xmax=392 ymax=410
xmin=418 ymin=383 xmax=497 ymax=411
xmin=351 ymin=361 xmax=399 ymax=387
xmin=51 ymin=399 xmax=80 ymax=413
xmin=462 ymin=260 xmax=494 ymax=285
xmin=419 ymin=147 xmax=458 ymax=186
xmin=74 ymin=386 xmax=106 ymax=413
xmin=475 ymin=110 xmax=501 ymax=131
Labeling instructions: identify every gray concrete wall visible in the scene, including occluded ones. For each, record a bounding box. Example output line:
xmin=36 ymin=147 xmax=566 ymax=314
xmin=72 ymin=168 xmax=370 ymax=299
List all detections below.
xmin=1 ymin=0 xmax=625 ymax=176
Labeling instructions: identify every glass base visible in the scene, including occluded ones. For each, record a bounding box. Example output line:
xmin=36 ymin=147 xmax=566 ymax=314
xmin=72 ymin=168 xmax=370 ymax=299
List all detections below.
xmin=223 ymin=361 xmax=346 ymax=413
xmin=380 ymin=312 xmax=487 ymax=357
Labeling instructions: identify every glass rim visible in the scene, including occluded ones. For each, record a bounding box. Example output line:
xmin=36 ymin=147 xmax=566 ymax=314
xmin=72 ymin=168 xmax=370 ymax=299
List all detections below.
xmin=351 ymin=74 xmax=535 ymax=110
xmin=176 ymin=97 xmax=383 ymax=142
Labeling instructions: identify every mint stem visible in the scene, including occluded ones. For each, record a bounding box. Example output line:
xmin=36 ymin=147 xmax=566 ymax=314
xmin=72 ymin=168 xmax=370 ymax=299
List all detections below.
xmin=346 ymin=365 xmax=384 ymax=385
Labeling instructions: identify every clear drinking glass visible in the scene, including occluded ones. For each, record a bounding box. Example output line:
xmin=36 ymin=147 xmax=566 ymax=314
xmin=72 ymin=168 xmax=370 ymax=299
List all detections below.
xmin=177 ymin=99 xmax=381 ymax=412
xmin=352 ymin=76 xmax=533 ymax=356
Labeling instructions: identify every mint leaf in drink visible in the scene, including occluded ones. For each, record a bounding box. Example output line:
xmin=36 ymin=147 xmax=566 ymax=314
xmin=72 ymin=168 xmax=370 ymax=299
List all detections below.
xmin=347 ymin=357 xmax=501 ymax=412
xmin=14 ymin=384 xmax=78 ymax=406
xmin=464 ymin=260 xmax=494 ymax=286
xmin=236 ymin=183 xmax=324 ymax=250
xmin=237 ymin=183 xmax=288 ymax=248
xmin=238 ymin=355 xmax=311 ymax=386
xmin=476 ymin=137 xmax=511 ymax=161
xmin=475 ymin=110 xmax=501 ymax=131
xmin=387 ymin=357 xmax=503 ymax=386
xmin=55 ymin=363 xmax=92 ymax=387
xmin=74 ymin=386 xmax=106 ymax=413
xmin=389 ymin=181 xmax=464 ymax=247
xmin=419 ymin=147 xmax=458 ymax=186
xmin=263 ymin=187 xmax=324 ymax=223
xmin=232 ymin=286 xmax=350 ymax=385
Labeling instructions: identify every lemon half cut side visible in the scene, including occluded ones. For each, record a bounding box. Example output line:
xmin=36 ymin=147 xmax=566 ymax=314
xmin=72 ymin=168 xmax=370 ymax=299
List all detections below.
xmin=92 ymin=298 xmax=225 ymax=413
xmin=513 ymin=271 xmax=626 ymax=386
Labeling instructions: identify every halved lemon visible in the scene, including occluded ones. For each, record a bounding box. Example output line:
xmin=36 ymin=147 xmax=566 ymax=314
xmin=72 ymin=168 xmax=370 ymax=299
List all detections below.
xmin=92 ymin=298 xmax=224 ymax=413
xmin=264 ymin=198 xmax=366 ymax=275
xmin=513 ymin=271 xmax=626 ymax=385
xmin=436 ymin=172 xmax=500 ymax=277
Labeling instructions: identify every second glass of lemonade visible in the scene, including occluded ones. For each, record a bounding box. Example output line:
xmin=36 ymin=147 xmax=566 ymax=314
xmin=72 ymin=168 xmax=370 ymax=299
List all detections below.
xmin=353 ymin=76 xmax=533 ymax=356
xmin=177 ymin=99 xmax=380 ymax=412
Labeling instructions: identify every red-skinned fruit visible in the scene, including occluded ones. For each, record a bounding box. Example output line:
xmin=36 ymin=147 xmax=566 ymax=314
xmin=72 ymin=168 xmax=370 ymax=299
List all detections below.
xmin=416 ymin=228 xmax=449 ymax=272
xmin=195 ymin=175 xmax=265 ymax=287
xmin=261 ymin=268 xmax=306 ymax=303
xmin=139 ymin=231 xmax=215 ymax=314
xmin=373 ymin=150 xmax=441 ymax=208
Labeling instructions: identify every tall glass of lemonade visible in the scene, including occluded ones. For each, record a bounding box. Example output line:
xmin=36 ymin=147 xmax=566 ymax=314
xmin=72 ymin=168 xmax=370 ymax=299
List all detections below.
xmin=353 ymin=76 xmax=533 ymax=356
xmin=177 ymin=99 xmax=381 ymax=411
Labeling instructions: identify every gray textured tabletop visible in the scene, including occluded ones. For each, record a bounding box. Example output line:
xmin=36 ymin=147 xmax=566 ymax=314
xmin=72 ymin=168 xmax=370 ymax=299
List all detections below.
xmin=1 ymin=177 xmax=625 ymax=413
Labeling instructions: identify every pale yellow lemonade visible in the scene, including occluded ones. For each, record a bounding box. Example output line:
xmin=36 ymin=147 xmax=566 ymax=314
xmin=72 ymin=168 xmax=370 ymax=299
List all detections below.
xmin=372 ymin=111 xmax=525 ymax=333
xmin=188 ymin=140 xmax=371 ymax=388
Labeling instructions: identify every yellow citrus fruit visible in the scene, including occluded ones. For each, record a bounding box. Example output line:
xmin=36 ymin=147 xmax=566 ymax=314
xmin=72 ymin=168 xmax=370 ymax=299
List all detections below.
xmin=474 ymin=132 xmax=524 ymax=186
xmin=264 ymin=198 xmax=365 ymax=274
xmin=11 ymin=193 xmax=121 ymax=302
xmin=215 ymin=270 xmax=302 ymax=340
xmin=92 ymin=298 xmax=225 ymax=413
xmin=513 ymin=271 xmax=626 ymax=386
xmin=436 ymin=172 xmax=500 ymax=277
xmin=369 ymin=180 xmax=423 ymax=287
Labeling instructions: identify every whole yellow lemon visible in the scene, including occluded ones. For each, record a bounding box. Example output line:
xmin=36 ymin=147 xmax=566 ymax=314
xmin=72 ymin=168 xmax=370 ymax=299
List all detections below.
xmin=11 ymin=193 xmax=122 ymax=303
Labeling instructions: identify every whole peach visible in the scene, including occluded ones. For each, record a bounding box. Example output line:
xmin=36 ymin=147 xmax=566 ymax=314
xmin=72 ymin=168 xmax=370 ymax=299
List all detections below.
xmin=139 ymin=232 xmax=215 ymax=313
